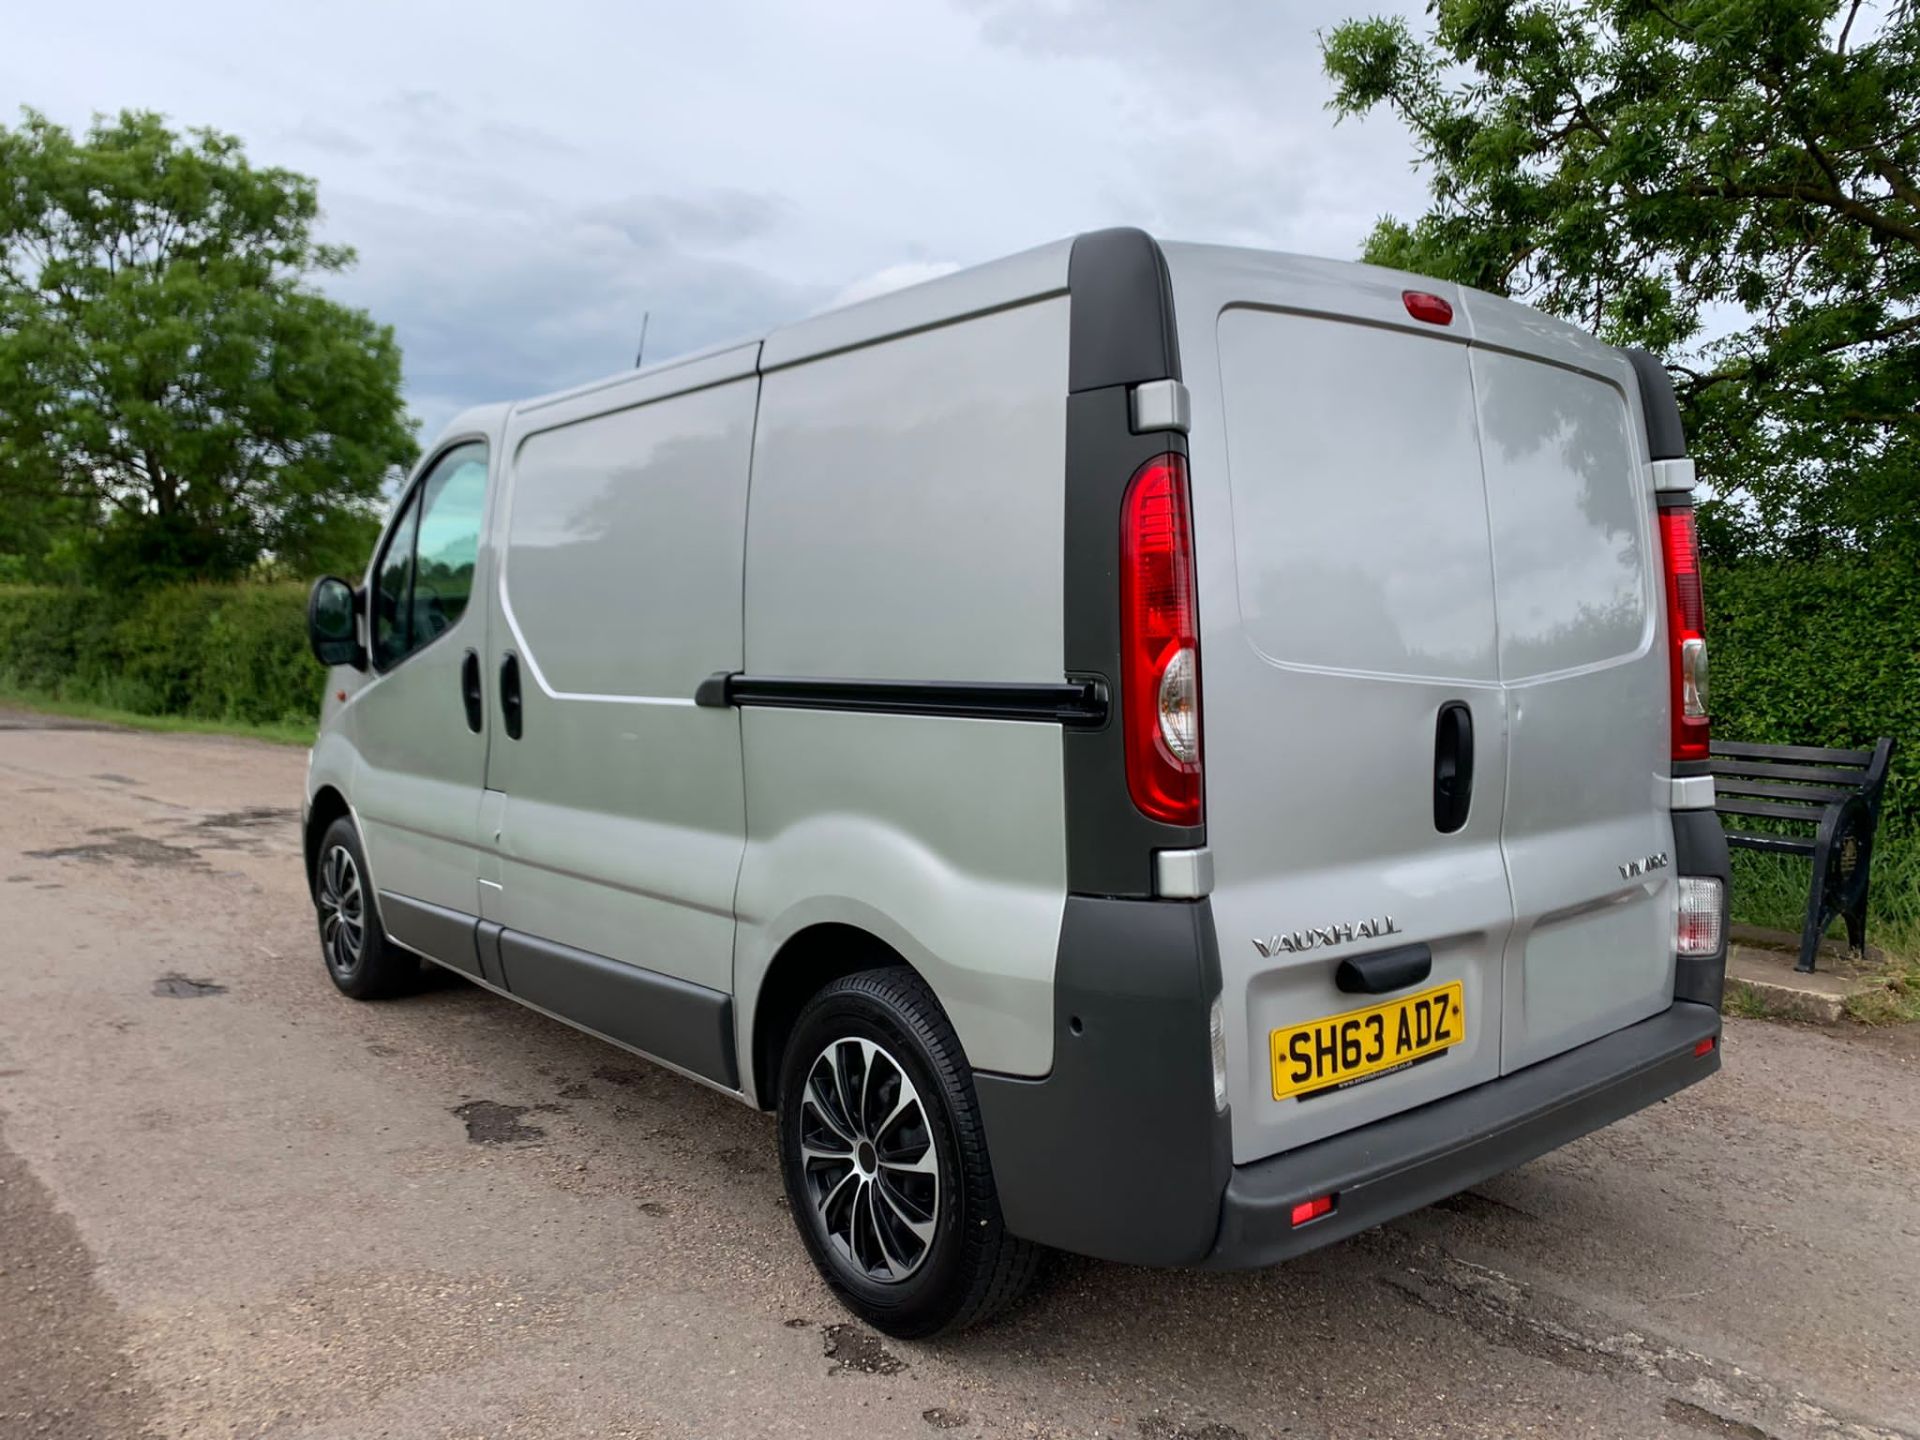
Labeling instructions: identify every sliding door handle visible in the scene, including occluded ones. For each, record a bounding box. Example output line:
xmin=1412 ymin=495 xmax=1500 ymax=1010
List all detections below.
xmin=460 ymin=649 xmax=483 ymax=733
xmin=499 ymin=653 xmax=523 ymax=740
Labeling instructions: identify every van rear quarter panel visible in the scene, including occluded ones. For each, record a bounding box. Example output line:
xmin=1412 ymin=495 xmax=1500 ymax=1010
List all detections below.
xmin=733 ymin=296 xmax=1073 ymax=1088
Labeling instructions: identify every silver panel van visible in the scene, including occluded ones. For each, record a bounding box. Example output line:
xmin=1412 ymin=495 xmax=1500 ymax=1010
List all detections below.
xmin=302 ymin=229 xmax=1729 ymax=1337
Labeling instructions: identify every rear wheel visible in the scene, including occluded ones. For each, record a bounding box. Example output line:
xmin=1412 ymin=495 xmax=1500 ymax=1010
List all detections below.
xmin=312 ymin=817 xmax=416 ymax=1000
xmin=776 ymin=966 xmax=1040 ymax=1338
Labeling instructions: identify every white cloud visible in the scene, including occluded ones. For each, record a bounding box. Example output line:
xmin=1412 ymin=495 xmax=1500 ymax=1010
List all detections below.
xmin=828 ymin=260 xmax=964 ymax=309
xmin=3 ymin=0 xmax=1432 ymax=440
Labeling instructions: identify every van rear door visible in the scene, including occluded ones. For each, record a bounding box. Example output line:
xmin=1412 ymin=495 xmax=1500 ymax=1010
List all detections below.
xmin=1180 ymin=254 xmax=1517 ymax=1163
xmin=1462 ymin=297 xmax=1676 ymax=1072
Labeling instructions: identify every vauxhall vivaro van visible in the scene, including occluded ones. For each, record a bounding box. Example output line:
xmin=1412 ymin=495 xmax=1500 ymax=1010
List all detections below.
xmin=302 ymin=228 xmax=1730 ymax=1337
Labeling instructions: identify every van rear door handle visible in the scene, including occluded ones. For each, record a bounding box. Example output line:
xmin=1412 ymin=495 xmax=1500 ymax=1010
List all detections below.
xmin=499 ymin=653 xmax=523 ymax=740
xmin=460 ymin=649 xmax=483 ymax=733
xmin=1335 ymin=943 xmax=1434 ymax=995
xmin=1433 ymin=701 xmax=1473 ymax=834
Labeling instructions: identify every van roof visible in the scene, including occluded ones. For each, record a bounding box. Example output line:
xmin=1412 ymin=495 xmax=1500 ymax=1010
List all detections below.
xmin=427 ymin=231 xmax=1611 ymax=452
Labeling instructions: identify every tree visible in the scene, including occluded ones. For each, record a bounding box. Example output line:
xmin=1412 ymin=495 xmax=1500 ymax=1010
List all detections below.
xmin=1321 ymin=0 xmax=1920 ymax=559
xmin=0 ymin=109 xmax=416 ymax=582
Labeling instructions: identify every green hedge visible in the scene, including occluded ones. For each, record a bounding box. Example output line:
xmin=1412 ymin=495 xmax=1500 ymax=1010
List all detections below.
xmin=2 ymin=565 xmax=1912 ymax=791
xmin=0 ymin=581 xmax=319 ymax=727
xmin=1706 ymin=556 xmax=1919 ymax=837
xmin=0 ymin=559 xmax=1912 ymax=940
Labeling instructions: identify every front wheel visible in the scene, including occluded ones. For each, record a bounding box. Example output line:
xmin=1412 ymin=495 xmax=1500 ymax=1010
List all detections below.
xmin=776 ymin=967 xmax=1040 ymax=1338
xmin=312 ymin=817 xmax=417 ymax=1000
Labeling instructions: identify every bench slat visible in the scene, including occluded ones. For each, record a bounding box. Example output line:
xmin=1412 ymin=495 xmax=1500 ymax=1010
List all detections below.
xmin=1716 ymin=799 xmax=1831 ymax=824
xmin=1709 ymin=760 xmax=1872 ymax=787
xmin=1711 ymin=740 xmax=1875 ymax=766
xmin=1712 ymin=779 xmax=1853 ymax=804
xmin=1723 ymin=830 xmax=1819 ymax=856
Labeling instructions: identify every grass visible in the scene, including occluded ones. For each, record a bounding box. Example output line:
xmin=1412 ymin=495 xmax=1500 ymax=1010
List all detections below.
xmin=1722 ymin=982 xmax=1773 ymax=1020
xmin=1842 ymin=954 xmax=1920 ymax=1025
xmin=1729 ymin=838 xmax=1920 ymax=961
xmin=0 ymin=688 xmax=315 ymax=746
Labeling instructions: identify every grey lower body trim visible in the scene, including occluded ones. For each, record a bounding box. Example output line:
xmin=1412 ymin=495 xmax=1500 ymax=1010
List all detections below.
xmin=475 ymin=919 xmax=507 ymax=990
xmin=1207 ymin=1001 xmax=1721 ymax=1269
xmin=382 ymin=892 xmax=483 ymax=978
xmin=378 ymin=894 xmax=735 ymax=1089
xmin=497 ymin=930 xmax=737 ymax=1089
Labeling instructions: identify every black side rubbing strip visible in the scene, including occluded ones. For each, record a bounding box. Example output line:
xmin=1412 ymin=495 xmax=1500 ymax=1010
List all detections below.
xmin=497 ymin=929 xmax=738 ymax=1089
xmin=1625 ymin=348 xmax=1687 ymax=460
xmin=697 ymin=673 xmax=1108 ymax=726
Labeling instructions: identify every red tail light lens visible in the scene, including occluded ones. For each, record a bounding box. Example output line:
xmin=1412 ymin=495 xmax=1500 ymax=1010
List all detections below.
xmin=1120 ymin=454 xmax=1202 ymax=825
xmin=1290 ymin=1193 xmax=1336 ymax=1227
xmin=1402 ymin=290 xmax=1454 ymax=326
xmin=1658 ymin=506 xmax=1710 ymax=762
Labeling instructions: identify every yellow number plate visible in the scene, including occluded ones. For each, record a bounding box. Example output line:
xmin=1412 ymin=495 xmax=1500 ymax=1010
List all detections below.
xmin=1269 ymin=981 xmax=1465 ymax=1101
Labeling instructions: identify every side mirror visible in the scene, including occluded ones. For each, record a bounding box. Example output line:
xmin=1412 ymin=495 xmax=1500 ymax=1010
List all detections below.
xmin=307 ymin=576 xmax=366 ymax=669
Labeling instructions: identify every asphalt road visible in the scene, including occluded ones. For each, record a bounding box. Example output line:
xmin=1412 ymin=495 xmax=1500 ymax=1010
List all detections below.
xmin=2 ymin=709 xmax=1917 ymax=1440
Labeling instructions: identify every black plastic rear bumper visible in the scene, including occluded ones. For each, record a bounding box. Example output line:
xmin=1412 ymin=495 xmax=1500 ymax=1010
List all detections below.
xmin=1206 ymin=999 xmax=1722 ymax=1268
xmin=976 ymin=896 xmax=1723 ymax=1269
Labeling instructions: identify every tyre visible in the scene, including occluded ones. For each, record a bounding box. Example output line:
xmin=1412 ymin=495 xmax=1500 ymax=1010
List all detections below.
xmin=311 ymin=816 xmax=417 ymax=1000
xmin=776 ymin=966 xmax=1041 ymax=1338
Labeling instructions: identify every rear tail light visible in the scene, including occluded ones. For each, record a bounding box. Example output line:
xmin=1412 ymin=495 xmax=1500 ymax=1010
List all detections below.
xmin=1694 ymin=1036 xmax=1717 ymax=1057
xmin=1120 ymin=454 xmax=1203 ymax=825
xmin=1676 ymin=876 xmax=1724 ymax=956
xmin=1658 ymin=506 xmax=1710 ymax=762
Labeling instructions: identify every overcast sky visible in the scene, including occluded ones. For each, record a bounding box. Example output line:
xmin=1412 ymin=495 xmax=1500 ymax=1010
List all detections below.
xmin=8 ymin=0 xmax=1428 ymax=438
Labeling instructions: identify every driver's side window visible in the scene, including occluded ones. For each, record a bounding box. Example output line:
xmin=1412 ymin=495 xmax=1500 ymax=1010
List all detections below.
xmin=371 ymin=442 xmax=488 ymax=672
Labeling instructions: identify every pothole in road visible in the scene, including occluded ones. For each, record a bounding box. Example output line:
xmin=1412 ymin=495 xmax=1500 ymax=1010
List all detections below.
xmin=28 ymin=832 xmax=205 ymax=870
xmin=1662 ymin=1400 xmax=1775 ymax=1439
xmin=1433 ymin=1188 xmax=1534 ymax=1222
xmin=922 ymin=1407 xmax=970 ymax=1430
xmin=452 ymin=1100 xmax=546 ymax=1144
xmin=189 ymin=807 xmax=297 ymax=837
xmin=153 ymin=975 xmax=227 ymax=998
xmin=822 ymin=1323 xmax=905 ymax=1376
xmin=1138 ymin=1419 xmax=1248 ymax=1440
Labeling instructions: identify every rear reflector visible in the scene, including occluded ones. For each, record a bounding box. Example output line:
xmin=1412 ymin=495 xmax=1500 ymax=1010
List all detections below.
xmin=1676 ymin=876 xmax=1724 ymax=956
xmin=1694 ymin=1036 xmax=1717 ymax=1057
xmin=1402 ymin=290 xmax=1454 ymax=325
xmin=1290 ymin=1193 xmax=1336 ymax=1227
xmin=1658 ymin=506 xmax=1711 ymax=762
xmin=1120 ymin=454 xmax=1203 ymax=825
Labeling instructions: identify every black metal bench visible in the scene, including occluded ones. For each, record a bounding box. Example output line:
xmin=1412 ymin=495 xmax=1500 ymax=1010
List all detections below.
xmin=1711 ymin=739 xmax=1897 ymax=973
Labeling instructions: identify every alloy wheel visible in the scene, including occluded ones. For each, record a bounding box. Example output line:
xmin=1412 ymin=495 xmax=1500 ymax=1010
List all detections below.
xmin=798 ymin=1036 xmax=941 ymax=1283
xmin=317 ymin=844 xmax=365 ymax=976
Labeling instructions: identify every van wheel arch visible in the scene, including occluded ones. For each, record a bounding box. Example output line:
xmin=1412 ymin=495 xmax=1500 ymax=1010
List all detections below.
xmin=752 ymin=923 xmax=921 ymax=1110
xmin=304 ymin=786 xmax=353 ymax=896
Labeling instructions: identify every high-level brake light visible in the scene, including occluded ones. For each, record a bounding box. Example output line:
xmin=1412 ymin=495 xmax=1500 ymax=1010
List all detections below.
xmin=1402 ymin=290 xmax=1454 ymax=326
xmin=1658 ymin=506 xmax=1711 ymax=762
xmin=1120 ymin=454 xmax=1203 ymax=825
